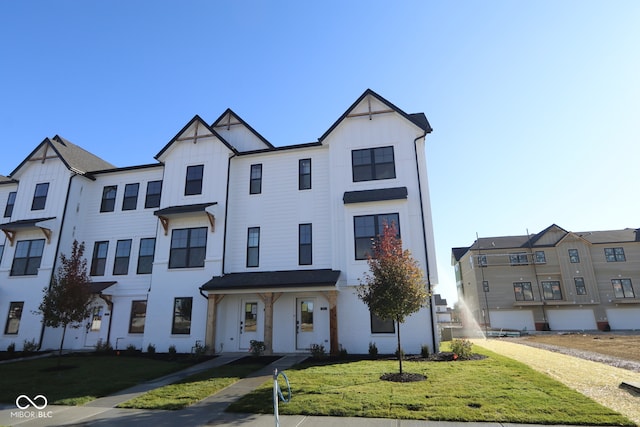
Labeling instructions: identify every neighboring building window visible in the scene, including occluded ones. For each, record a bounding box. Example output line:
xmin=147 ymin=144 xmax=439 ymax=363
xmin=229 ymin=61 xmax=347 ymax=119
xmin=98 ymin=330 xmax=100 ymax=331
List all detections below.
xmin=247 ymin=227 xmax=260 ymax=267
xmin=477 ymin=254 xmax=487 ymax=267
xmin=129 ymin=300 xmax=147 ymax=334
xmin=574 ymin=277 xmax=587 ymax=295
xmin=542 ymin=281 xmax=563 ymax=300
xmin=113 ymin=239 xmax=132 ymax=275
xmin=612 ymin=279 xmax=635 ymax=299
xmin=122 ymin=183 xmax=139 ymax=211
xmin=370 ymin=312 xmax=395 ymax=334
xmin=100 ymin=186 xmax=117 ymax=212
xmin=535 ymin=251 xmax=546 ymax=264
xmin=90 ymin=241 xmax=109 ymax=276
xmin=250 ymin=164 xmax=262 ymax=194
xmin=299 ymin=224 xmax=312 ymax=265
xmin=352 ymin=146 xmax=396 ymax=182
xmin=169 ymin=227 xmax=207 ymax=269
xmin=145 ymin=180 xmax=162 ymax=208
xmin=137 ymin=238 xmax=156 ymax=274
xmin=4 ymin=302 xmax=24 ymax=334
xmin=10 ymin=239 xmax=45 ymax=276
xmin=568 ymin=249 xmax=580 ymax=263
xmin=509 ymin=253 xmax=528 ymax=266
xmin=299 ymin=159 xmax=311 ymax=190
xmin=605 ymin=247 xmax=626 ymax=262
xmin=31 ymin=183 xmax=49 ymax=210
xmin=513 ymin=282 xmax=534 ymax=301
xmin=172 ymin=297 xmax=192 ymax=334
xmin=4 ymin=191 xmax=16 ymax=218
xmin=354 ymin=213 xmax=400 ymax=260
xmin=185 ymin=165 xmax=204 ymax=196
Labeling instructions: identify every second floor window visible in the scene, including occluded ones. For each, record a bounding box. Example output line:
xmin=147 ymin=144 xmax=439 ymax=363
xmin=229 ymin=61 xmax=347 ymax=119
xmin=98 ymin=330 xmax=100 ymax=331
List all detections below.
xmin=247 ymin=227 xmax=260 ymax=267
xmin=354 ymin=213 xmax=399 ymax=260
xmin=299 ymin=159 xmax=311 ymax=190
xmin=100 ymin=186 xmax=117 ymax=212
xmin=250 ymin=164 xmax=262 ymax=194
xmin=11 ymin=239 xmax=45 ymax=276
xmin=574 ymin=277 xmax=587 ymax=295
xmin=542 ymin=281 xmax=563 ymax=300
xmin=122 ymin=183 xmax=139 ymax=211
xmin=4 ymin=191 xmax=16 ymax=218
xmin=31 ymin=183 xmax=49 ymax=210
xmin=145 ymin=180 xmax=162 ymax=208
xmin=113 ymin=239 xmax=132 ymax=275
xmin=169 ymin=227 xmax=207 ymax=268
xmin=605 ymin=247 xmax=626 ymax=262
xmin=612 ymin=279 xmax=635 ymax=299
xmin=513 ymin=282 xmax=534 ymax=301
xmin=299 ymin=224 xmax=312 ymax=265
xmin=352 ymin=146 xmax=396 ymax=182
xmin=185 ymin=165 xmax=204 ymax=196
xmin=137 ymin=238 xmax=156 ymax=274
xmin=91 ymin=241 xmax=109 ymax=276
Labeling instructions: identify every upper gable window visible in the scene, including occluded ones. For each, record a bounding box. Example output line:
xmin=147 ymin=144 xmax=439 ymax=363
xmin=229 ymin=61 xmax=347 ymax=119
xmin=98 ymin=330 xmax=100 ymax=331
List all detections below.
xmin=31 ymin=183 xmax=49 ymax=210
xmin=250 ymin=164 xmax=262 ymax=194
xmin=568 ymin=249 xmax=580 ymax=263
xmin=299 ymin=159 xmax=311 ymax=190
xmin=100 ymin=186 xmax=117 ymax=212
xmin=145 ymin=180 xmax=162 ymax=208
xmin=122 ymin=183 xmax=139 ymax=211
xmin=352 ymin=146 xmax=396 ymax=182
xmin=4 ymin=191 xmax=16 ymax=218
xmin=185 ymin=165 xmax=204 ymax=196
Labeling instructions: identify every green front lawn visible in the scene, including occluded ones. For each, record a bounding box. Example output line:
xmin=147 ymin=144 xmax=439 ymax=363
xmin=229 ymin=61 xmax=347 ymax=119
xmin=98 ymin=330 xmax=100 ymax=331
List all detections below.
xmin=228 ymin=346 xmax=633 ymax=426
xmin=0 ymin=354 xmax=198 ymax=406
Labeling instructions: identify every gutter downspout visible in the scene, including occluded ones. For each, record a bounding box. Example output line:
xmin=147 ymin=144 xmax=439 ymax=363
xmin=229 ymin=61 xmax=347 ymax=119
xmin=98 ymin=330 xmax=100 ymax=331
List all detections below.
xmin=413 ymin=132 xmax=438 ymax=353
xmin=221 ymin=152 xmax=237 ymax=276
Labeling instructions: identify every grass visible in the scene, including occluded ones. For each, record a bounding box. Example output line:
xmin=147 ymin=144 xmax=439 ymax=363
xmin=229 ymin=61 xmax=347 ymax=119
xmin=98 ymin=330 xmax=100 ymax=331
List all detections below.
xmin=0 ymin=354 xmax=199 ymax=406
xmin=228 ymin=346 xmax=634 ymax=426
xmin=523 ymin=334 xmax=640 ymax=363
xmin=117 ymin=361 xmax=270 ymax=410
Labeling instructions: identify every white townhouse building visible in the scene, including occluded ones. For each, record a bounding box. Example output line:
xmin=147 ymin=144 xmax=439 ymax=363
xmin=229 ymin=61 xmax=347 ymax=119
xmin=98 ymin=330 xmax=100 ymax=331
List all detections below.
xmin=0 ymin=89 xmax=439 ymax=355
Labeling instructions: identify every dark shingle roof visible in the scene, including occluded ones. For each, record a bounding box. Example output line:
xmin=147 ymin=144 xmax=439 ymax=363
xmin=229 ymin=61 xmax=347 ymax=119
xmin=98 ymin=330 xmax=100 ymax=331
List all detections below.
xmin=201 ymin=269 xmax=341 ymax=291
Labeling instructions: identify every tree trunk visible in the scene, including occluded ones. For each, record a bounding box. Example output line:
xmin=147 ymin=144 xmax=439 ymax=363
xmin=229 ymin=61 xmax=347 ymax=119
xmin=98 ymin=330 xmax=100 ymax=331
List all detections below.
xmin=58 ymin=324 xmax=67 ymax=366
xmin=397 ymin=318 xmax=403 ymax=375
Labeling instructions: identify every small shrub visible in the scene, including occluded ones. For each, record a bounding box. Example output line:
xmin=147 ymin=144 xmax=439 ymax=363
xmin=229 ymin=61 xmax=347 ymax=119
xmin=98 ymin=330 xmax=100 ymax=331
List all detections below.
xmin=368 ymin=341 xmax=378 ymax=357
xmin=168 ymin=345 xmax=177 ymax=360
xmin=421 ymin=344 xmax=430 ymax=358
xmin=249 ymin=340 xmax=265 ymax=357
xmin=191 ymin=341 xmax=207 ymax=359
xmin=147 ymin=343 xmax=156 ymax=354
xmin=23 ymin=338 xmax=38 ymax=353
xmin=7 ymin=342 xmax=15 ymax=354
xmin=450 ymin=338 xmax=473 ymax=360
xmin=395 ymin=347 xmax=405 ymax=359
xmin=338 ymin=344 xmax=348 ymax=359
xmin=125 ymin=344 xmax=138 ymax=356
xmin=95 ymin=339 xmax=113 ymax=353
xmin=310 ymin=343 xmax=326 ymax=359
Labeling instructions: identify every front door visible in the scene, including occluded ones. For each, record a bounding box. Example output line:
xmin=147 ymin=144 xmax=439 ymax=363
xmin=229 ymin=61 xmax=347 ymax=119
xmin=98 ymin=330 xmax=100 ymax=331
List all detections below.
xmin=84 ymin=305 xmax=103 ymax=347
xmin=239 ymin=300 xmax=259 ymax=350
xmin=296 ymin=298 xmax=316 ymax=350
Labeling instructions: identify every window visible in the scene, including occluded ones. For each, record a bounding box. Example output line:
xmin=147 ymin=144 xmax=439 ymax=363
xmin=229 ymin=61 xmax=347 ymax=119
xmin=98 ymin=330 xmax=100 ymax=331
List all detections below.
xmin=542 ymin=281 xmax=563 ymax=300
xmin=113 ymin=239 xmax=132 ymax=275
xmin=535 ymin=251 xmax=546 ymax=264
xmin=169 ymin=227 xmax=207 ymax=269
xmin=612 ymin=279 xmax=635 ymax=299
xmin=250 ymin=164 xmax=262 ymax=194
xmin=513 ymin=282 xmax=534 ymax=301
xmin=11 ymin=239 xmax=45 ymax=276
xmin=509 ymin=253 xmax=528 ymax=266
xmin=90 ymin=241 xmax=109 ymax=276
xmin=605 ymin=247 xmax=626 ymax=262
xmin=4 ymin=302 xmax=24 ymax=335
xmin=122 ymin=183 xmax=139 ymax=211
xmin=574 ymin=277 xmax=587 ymax=295
xmin=299 ymin=159 xmax=311 ymax=190
xmin=354 ymin=213 xmax=400 ymax=260
xmin=352 ymin=146 xmax=396 ymax=182
xmin=129 ymin=300 xmax=147 ymax=334
xmin=89 ymin=306 xmax=103 ymax=331
xmin=172 ymin=297 xmax=192 ymax=334
xmin=568 ymin=249 xmax=580 ymax=263
xmin=370 ymin=312 xmax=395 ymax=334
xmin=137 ymin=238 xmax=156 ymax=274
xmin=100 ymin=186 xmax=117 ymax=212
xmin=31 ymin=183 xmax=49 ymax=210
xmin=247 ymin=227 xmax=260 ymax=267
xmin=299 ymin=224 xmax=312 ymax=265
xmin=145 ymin=180 xmax=162 ymax=208
xmin=185 ymin=165 xmax=204 ymax=196
xmin=4 ymin=191 xmax=16 ymax=218
xmin=477 ymin=254 xmax=487 ymax=267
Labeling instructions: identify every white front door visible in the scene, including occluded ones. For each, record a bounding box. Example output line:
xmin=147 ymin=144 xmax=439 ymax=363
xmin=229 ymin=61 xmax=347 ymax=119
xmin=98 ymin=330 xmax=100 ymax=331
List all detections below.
xmin=239 ymin=300 xmax=259 ymax=350
xmin=84 ymin=305 xmax=104 ymax=347
xmin=296 ymin=298 xmax=316 ymax=350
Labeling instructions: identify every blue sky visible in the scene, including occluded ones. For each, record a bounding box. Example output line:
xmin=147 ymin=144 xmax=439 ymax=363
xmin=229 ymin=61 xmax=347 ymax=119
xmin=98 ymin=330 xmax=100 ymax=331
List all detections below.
xmin=1 ymin=1 xmax=639 ymax=306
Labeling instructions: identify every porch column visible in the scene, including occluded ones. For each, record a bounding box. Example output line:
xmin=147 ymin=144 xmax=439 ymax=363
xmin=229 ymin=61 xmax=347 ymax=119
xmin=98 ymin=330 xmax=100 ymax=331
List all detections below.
xmin=258 ymin=292 xmax=282 ymax=355
xmin=325 ymin=290 xmax=339 ymax=356
xmin=205 ymin=294 xmax=224 ymax=355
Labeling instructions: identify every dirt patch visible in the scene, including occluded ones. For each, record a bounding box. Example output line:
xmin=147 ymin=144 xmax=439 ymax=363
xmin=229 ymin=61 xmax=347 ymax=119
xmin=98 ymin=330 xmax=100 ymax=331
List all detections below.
xmin=522 ymin=333 xmax=640 ymax=363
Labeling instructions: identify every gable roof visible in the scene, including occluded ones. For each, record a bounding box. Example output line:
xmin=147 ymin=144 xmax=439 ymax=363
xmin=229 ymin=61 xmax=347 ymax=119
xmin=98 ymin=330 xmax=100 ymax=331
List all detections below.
xmin=155 ymin=115 xmax=237 ymax=160
xmin=0 ymin=174 xmax=16 ymax=184
xmin=211 ymin=108 xmax=274 ymax=150
xmin=318 ymin=89 xmax=433 ymax=142
xmin=10 ymin=136 xmax=115 ymax=178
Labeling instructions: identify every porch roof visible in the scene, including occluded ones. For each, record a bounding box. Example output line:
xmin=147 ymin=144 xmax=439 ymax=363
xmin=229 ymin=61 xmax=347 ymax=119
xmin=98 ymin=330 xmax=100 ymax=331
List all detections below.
xmin=89 ymin=281 xmax=116 ymax=294
xmin=200 ymin=269 xmax=341 ymax=292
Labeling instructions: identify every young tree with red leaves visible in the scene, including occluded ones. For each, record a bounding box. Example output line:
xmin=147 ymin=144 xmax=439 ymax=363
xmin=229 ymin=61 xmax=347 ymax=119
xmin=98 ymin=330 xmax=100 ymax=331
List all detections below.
xmin=357 ymin=222 xmax=429 ymax=375
xmin=37 ymin=240 xmax=92 ymax=360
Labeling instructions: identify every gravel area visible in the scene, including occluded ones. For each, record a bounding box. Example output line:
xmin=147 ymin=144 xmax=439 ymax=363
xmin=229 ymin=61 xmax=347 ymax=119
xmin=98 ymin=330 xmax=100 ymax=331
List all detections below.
xmin=472 ymin=338 xmax=640 ymax=426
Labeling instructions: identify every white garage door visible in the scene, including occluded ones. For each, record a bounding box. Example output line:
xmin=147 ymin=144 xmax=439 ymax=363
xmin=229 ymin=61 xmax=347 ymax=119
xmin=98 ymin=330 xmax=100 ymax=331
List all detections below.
xmin=606 ymin=308 xmax=640 ymax=330
xmin=546 ymin=309 xmax=597 ymax=331
xmin=490 ymin=310 xmax=535 ymax=332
